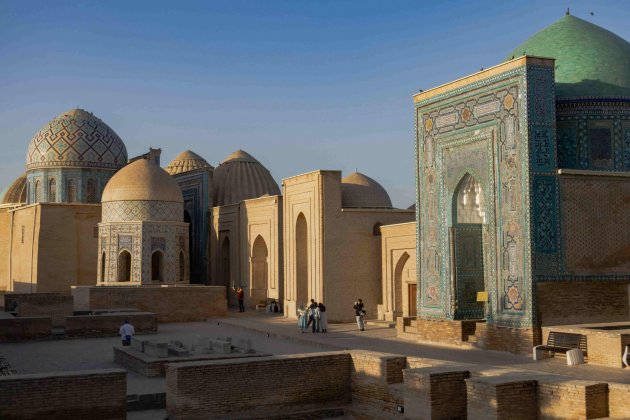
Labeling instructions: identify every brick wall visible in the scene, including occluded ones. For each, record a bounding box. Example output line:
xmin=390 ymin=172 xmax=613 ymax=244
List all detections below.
xmin=415 ymin=319 xmax=476 ymax=345
xmin=166 ymin=352 xmax=352 ymax=419
xmin=350 ymin=351 xmax=406 ymax=415
xmin=537 ymin=281 xmax=630 ymax=326
xmin=403 ymin=367 xmax=469 ymax=420
xmin=72 ymin=285 xmax=227 ymax=322
xmin=0 ymin=369 xmax=126 ymax=420
xmin=0 ymin=317 xmax=51 ymax=342
xmin=65 ymin=312 xmax=157 ymax=338
xmin=475 ymin=323 xmax=541 ymax=355
xmin=609 ymin=383 xmax=630 ymax=418
xmin=466 ymin=376 xmax=537 ymax=420
xmin=537 ymin=379 xmax=608 ymax=419
xmin=5 ymin=293 xmax=74 ymax=327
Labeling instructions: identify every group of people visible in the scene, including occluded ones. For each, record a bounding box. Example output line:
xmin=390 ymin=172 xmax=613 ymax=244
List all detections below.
xmin=297 ymin=299 xmax=328 ymax=333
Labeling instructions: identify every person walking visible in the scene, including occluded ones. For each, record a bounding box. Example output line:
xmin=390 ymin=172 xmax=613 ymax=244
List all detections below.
xmin=312 ymin=303 xmax=320 ymax=333
xmin=353 ymin=299 xmax=365 ymax=331
xmin=119 ymin=319 xmax=135 ymax=346
xmin=306 ymin=299 xmax=318 ymax=331
xmin=318 ymin=302 xmax=328 ymax=333
xmin=233 ymin=286 xmax=245 ymax=312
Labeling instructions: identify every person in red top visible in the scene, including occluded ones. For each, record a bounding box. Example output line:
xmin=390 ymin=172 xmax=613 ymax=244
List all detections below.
xmin=233 ymin=286 xmax=245 ymax=312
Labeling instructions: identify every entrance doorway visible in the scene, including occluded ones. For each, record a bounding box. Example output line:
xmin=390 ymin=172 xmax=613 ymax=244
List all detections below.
xmin=451 ymin=174 xmax=486 ymax=320
xmin=118 ymin=250 xmax=131 ymax=282
xmin=408 ymin=283 xmax=417 ymax=317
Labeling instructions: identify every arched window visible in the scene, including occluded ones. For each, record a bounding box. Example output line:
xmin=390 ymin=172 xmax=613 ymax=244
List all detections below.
xmin=118 ymin=250 xmax=131 ymax=282
xmin=86 ymin=179 xmax=96 ymax=203
xmin=34 ymin=180 xmax=41 ymax=203
xmin=179 ymin=251 xmax=185 ymax=282
xmin=151 ymin=251 xmax=164 ymax=282
xmin=49 ymin=179 xmax=56 ymax=202
xmin=67 ymin=179 xmax=77 ymax=203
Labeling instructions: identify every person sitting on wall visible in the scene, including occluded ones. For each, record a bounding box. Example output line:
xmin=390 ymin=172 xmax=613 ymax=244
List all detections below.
xmin=119 ymin=319 xmax=135 ymax=346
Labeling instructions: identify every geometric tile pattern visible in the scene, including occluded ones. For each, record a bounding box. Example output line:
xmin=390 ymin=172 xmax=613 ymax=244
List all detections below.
xmin=26 ymin=108 xmax=127 ymax=170
xmin=102 ymin=201 xmax=182 ymax=222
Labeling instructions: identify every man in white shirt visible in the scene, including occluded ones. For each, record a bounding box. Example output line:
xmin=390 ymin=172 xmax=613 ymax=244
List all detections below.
xmin=119 ymin=319 xmax=135 ymax=346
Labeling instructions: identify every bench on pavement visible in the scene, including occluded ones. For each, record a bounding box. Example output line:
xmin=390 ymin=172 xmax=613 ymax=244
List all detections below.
xmin=534 ymin=331 xmax=587 ymax=362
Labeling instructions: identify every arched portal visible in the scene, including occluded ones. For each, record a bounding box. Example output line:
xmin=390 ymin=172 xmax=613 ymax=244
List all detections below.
xmin=251 ymin=235 xmax=268 ymax=301
xmin=295 ymin=213 xmax=308 ymax=306
xmin=101 ymin=252 xmax=106 ymax=282
xmin=451 ymin=173 xmax=485 ymax=320
xmin=118 ymin=250 xmax=131 ymax=282
xmin=151 ymin=251 xmax=164 ymax=282
xmin=221 ymin=236 xmax=231 ymax=289
xmin=393 ymin=252 xmax=409 ymax=318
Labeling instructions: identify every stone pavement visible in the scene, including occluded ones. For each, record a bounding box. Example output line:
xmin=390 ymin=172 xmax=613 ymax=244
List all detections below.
xmin=219 ymin=311 xmax=630 ymax=384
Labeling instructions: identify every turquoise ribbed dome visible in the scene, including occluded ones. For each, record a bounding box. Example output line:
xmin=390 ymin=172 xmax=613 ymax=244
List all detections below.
xmin=505 ymin=14 xmax=630 ymax=99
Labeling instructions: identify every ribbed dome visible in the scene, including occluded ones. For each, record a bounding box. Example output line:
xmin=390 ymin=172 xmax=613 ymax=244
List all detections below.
xmin=165 ymin=150 xmax=213 ymax=175
xmin=26 ymin=108 xmax=128 ymax=170
xmin=102 ymin=159 xmax=183 ymax=203
xmin=505 ymin=14 xmax=630 ymax=98
xmin=213 ymin=150 xmax=280 ymax=206
xmin=0 ymin=174 xmax=27 ymax=204
xmin=341 ymin=172 xmax=392 ymax=209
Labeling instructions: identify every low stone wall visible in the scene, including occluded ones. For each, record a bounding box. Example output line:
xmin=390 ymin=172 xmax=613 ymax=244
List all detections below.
xmin=537 ymin=378 xmax=608 ymax=419
xmin=475 ymin=323 xmax=541 ymax=355
xmin=0 ymin=369 xmax=126 ymax=420
xmin=466 ymin=375 xmax=538 ymax=419
xmin=166 ymin=352 xmax=352 ymax=419
xmin=350 ymin=351 xmax=406 ymax=415
xmin=0 ymin=317 xmax=51 ymax=342
xmin=4 ymin=293 xmax=74 ymax=327
xmin=609 ymin=383 xmax=630 ymax=418
xmin=404 ymin=366 xmax=470 ymax=420
xmin=72 ymin=285 xmax=227 ymax=322
xmin=65 ymin=312 xmax=157 ymax=338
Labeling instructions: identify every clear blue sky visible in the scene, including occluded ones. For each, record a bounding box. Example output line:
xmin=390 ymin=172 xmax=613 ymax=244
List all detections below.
xmin=1 ymin=0 xmax=628 ymax=207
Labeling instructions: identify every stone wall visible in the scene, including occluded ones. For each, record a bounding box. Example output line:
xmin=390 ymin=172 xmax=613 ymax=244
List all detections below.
xmin=5 ymin=293 xmax=73 ymax=327
xmin=537 ymin=281 xmax=630 ymax=326
xmin=166 ymin=352 xmax=352 ymax=419
xmin=415 ymin=319 xmax=477 ymax=346
xmin=0 ymin=369 xmax=126 ymax=420
xmin=537 ymin=379 xmax=608 ymax=419
xmin=0 ymin=317 xmax=51 ymax=342
xmin=466 ymin=376 xmax=538 ymax=420
xmin=65 ymin=312 xmax=157 ymax=337
xmin=609 ymin=383 xmax=630 ymax=418
xmin=475 ymin=323 xmax=541 ymax=355
xmin=72 ymin=285 xmax=227 ymax=322
xmin=350 ymin=351 xmax=406 ymax=415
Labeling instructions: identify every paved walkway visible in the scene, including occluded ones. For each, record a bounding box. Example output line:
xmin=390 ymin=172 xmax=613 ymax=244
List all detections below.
xmin=219 ymin=311 xmax=630 ymax=384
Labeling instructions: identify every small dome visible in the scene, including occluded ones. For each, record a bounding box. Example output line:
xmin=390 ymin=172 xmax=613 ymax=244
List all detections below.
xmin=213 ymin=150 xmax=280 ymax=206
xmin=26 ymin=108 xmax=128 ymax=171
xmin=341 ymin=172 xmax=392 ymax=208
xmin=165 ymin=150 xmax=213 ymax=175
xmin=505 ymin=15 xmax=630 ymax=98
xmin=0 ymin=174 xmax=27 ymax=204
xmin=102 ymin=159 xmax=183 ymax=203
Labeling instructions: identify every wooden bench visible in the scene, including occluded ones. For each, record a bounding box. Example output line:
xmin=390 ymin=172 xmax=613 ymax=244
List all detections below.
xmin=535 ymin=332 xmax=587 ymax=359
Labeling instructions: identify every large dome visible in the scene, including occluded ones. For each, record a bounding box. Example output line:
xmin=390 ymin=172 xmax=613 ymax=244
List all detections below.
xmin=102 ymin=159 xmax=183 ymax=203
xmin=165 ymin=150 xmax=213 ymax=175
xmin=213 ymin=150 xmax=280 ymax=206
xmin=26 ymin=108 xmax=128 ymax=171
xmin=341 ymin=172 xmax=392 ymax=209
xmin=505 ymin=14 xmax=630 ymax=98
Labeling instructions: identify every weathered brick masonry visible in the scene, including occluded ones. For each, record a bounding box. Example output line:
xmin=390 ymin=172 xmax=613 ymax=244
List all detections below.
xmin=537 ymin=378 xmax=608 ymax=419
xmin=608 ymin=383 xmax=630 ymax=418
xmin=65 ymin=312 xmax=157 ymax=337
xmin=475 ymin=323 xmax=541 ymax=355
xmin=166 ymin=352 xmax=352 ymax=419
xmin=0 ymin=369 xmax=126 ymax=420
xmin=403 ymin=366 xmax=469 ymax=420
xmin=350 ymin=351 xmax=406 ymax=416
xmin=466 ymin=376 xmax=538 ymax=420
xmin=5 ymin=293 xmax=73 ymax=327
xmin=0 ymin=316 xmax=51 ymax=342
xmin=72 ymin=285 xmax=227 ymax=322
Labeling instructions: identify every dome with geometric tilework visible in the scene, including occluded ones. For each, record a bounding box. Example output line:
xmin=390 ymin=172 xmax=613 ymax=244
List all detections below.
xmin=505 ymin=14 xmax=630 ymax=98
xmin=26 ymin=108 xmax=128 ymax=170
xmin=341 ymin=172 xmax=392 ymax=209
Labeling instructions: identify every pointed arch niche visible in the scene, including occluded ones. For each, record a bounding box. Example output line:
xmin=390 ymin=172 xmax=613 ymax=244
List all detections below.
xmin=295 ymin=213 xmax=308 ymax=306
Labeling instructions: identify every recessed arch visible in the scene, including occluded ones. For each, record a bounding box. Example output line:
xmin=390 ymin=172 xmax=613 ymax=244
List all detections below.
xmin=67 ymin=178 xmax=77 ymax=203
xmin=118 ymin=250 xmax=131 ymax=282
xmin=86 ymin=178 xmax=96 ymax=203
xmin=179 ymin=250 xmax=185 ymax=282
xmin=34 ymin=180 xmax=41 ymax=203
xmin=394 ymin=251 xmax=410 ymax=317
xmin=252 ymin=235 xmax=268 ymax=291
xmin=151 ymin=250 xmax=165 ymax=282
xmin=101 ymin=251 xmax=106 ymax=282
xmin=295 ymin=213 xmax=308 ymax=305
xmin=221 ymin=236 xmax=231 ymax=289
xmin=49 ymin=178 xmax=56 ymax=202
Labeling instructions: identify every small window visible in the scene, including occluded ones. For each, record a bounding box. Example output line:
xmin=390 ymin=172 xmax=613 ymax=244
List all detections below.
xmin=86 ymin=179 xmax=96 ymax=203
xmin=67 ymin=179 xmax=77 ymax=203
xmin=588 ymin=121 xmax=613 ymax=169
xmin=49 ymin=179 xmax=56 ymax=202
